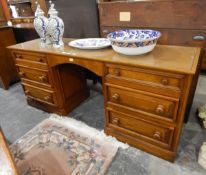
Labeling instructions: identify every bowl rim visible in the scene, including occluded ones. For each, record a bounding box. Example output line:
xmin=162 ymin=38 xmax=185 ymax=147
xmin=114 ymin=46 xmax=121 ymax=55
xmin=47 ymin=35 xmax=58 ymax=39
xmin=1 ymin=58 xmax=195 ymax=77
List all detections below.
xmin=107 ymin=29 xmax=161 ymax=43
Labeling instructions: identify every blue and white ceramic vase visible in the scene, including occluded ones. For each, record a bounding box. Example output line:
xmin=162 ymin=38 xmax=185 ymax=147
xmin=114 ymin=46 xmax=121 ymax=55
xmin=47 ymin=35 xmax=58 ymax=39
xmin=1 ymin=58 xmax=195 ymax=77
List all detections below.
xmin=33 ymin=5 xmax=50 ymax=44
xmin=47 ymin=3 xmax=64 ymax=47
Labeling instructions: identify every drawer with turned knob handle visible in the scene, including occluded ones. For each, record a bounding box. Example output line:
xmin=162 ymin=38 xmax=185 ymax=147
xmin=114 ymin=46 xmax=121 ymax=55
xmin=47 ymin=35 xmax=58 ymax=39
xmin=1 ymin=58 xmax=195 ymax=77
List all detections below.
xmin=13 ymin=52 xmax=47 ymax=65
xmin=16 ymin=54 xmax=22 ymax=59
xmin=18 ymin=67 xmax=51 ymax=85
xmin=39 ymin=75 xmax=48 ymax=82
xmin=38 ymin=57 xmax=44 ymax=63
xmin=156 ymin=105 xmax=165 ymax=116
xmin=161 ymin=78 xmax=169 ymax=86
xmin=18 ymin=71 xmax=25 ymax=78
xmin=24 ymin=87 xmax=55 ymax=104
xmin=113 ymin=69 xmax=120 ymax=76
xmin=44 ymin=95 xmax=52 ymax=102
xmin=106 ymin=65 xmax=183 ymax=93
xmin=108 ymin=110 xmax=174 ymax=146
xmin=153 ymin=131 xmax=161 ymax=140
xmin=107 ymin=86 xmax=178 ymax=121
xmin=111 ymin=117 xmax=119 ymax=125
xmin=111 ymin=93 xmax=120 ymax=101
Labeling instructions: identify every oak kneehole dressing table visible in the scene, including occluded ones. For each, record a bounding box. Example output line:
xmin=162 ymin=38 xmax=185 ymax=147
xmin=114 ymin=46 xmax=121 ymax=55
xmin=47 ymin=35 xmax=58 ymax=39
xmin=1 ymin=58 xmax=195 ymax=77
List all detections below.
xmin=7 ymin=38 xmax=201 ymax=162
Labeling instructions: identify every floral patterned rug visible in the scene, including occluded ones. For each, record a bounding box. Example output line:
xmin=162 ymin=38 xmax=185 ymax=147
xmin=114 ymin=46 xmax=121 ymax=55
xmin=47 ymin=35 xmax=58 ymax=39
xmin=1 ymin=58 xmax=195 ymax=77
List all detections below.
xmin=10 ymin=116 xmax=119 ymax=175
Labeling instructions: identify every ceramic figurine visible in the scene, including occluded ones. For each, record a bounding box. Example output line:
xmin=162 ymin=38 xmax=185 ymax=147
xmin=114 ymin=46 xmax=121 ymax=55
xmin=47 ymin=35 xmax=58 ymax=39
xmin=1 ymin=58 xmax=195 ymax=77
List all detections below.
xmin=47 ymin=3 xmax=64 ymax=47
xmin=33 ymin=4 xmax=50 ymax=44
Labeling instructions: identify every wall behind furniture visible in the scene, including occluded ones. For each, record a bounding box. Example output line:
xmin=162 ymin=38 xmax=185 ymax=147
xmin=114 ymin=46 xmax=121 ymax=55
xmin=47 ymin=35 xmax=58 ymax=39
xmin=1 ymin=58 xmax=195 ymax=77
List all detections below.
xmin=46 ymin=0 xmax=100 ymax=38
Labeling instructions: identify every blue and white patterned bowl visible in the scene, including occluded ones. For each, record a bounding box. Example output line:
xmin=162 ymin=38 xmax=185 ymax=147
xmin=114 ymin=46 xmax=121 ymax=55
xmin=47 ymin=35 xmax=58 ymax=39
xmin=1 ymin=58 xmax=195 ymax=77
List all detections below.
xmin=107 ymin=29 xmax=161 ymax=55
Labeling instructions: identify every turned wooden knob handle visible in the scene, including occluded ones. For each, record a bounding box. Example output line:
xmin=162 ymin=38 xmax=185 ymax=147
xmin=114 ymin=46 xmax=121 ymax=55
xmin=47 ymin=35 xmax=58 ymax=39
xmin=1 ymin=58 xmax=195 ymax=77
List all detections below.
xmin=113 ymin=69 xmax=120 ymax=76
xmin=19 ymin=71 xmax=25 ymax=77
xmin=38 ymin=58 xmax=44 ymax=62
xmin=16 ymin=54 xmax=22 ymax=59
xmin=25 ymin=90 xmax=30 ymax=95
xmin=112 ymin=118 xmax=119 ymax=125
xmin=112 ymin=93 xmax=120 ymax=101
xmin=153 ymin=131 xmax=161 ymax=140
xmin=39 ymin=75 xmax=47 ymax=82
xmin=156 ymin=105 xmax=164 ymax=115
xmin=44 ymin=95 xmax=52 ymax=101
xmin=162 ymin=78 xmax=169 ymax=85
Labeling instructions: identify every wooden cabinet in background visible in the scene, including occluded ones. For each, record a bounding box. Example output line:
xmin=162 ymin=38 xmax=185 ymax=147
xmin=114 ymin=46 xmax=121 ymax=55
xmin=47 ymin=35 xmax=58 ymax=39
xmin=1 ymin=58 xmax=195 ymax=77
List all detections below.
xmin=98 ymin=0 xmax=206 ymax=70
xmin=0 ymin=27 xmax=18 ymax=89
xmin=0 ymin=1 xmax=18 ymax=89
xmin=0 ymin=0 xmax=8 ymax=26
xmin=0 ymin=0 xmax=47 ymax=44
xmin=7 ymin=0 xmax=47 ymax=24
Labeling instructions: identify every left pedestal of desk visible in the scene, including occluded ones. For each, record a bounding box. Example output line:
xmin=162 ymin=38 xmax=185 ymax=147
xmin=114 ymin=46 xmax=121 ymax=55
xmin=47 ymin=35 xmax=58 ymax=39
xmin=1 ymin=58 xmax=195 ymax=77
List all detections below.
xmin=9 ymin=49 xmax=89 ymax=115
xmin=0 ymin=27 xmax=18 ymax=90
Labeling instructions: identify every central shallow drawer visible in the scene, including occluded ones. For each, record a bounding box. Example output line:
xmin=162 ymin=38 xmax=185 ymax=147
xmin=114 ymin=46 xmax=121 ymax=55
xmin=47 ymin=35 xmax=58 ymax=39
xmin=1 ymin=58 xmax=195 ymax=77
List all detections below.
xmin=106 ymin=85 xmax=179 ymax=121
xmin=107 ymin=109 xmax=174 ymax=148
xmin=22 ymin=84 xmax=57 ymax=105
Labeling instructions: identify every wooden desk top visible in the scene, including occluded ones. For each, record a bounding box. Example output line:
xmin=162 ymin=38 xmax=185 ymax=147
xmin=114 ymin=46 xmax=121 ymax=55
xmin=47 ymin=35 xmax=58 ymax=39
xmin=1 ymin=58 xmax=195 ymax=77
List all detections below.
xmin=8 ymin=38 xmax=201 ymax=74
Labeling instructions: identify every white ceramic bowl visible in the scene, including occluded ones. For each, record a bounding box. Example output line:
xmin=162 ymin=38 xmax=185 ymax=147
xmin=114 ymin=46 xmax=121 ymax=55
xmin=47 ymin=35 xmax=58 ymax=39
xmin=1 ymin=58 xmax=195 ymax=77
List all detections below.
xmin=107 ymin=29 xmax=161 ymax=55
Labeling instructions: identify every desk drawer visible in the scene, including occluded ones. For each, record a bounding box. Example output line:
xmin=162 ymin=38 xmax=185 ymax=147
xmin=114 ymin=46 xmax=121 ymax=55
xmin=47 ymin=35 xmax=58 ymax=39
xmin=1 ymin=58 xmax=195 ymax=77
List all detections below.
xmin=13 ymin=51 xmax=47 ymax=69
xmin=17 ymin=66 xmax=52 ymax=86
xmin=106 ymin=65 xmax=184 ymax=91
xmin=107 ymin=109 xmax=174 ymax=148
xmin=105 ymin=76 xmax=181 ymax=99
xmin=107 ymin=85 xmax=179 ymax=120
xmin=23 ymin=84 xmax=57 ymax=105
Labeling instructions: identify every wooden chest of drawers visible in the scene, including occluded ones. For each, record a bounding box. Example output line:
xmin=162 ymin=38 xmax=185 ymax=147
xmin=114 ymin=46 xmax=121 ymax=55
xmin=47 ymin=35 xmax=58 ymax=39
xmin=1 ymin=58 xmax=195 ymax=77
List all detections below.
xmin=8 ymin=38 xmax=201 ymax=162
xmin=11 ymin=50 xmax=89 ymax=114
xmin=104 ymin=63 xmax=190 ymax=160
xmin=12 ymin=51 xmax=56 ymax=106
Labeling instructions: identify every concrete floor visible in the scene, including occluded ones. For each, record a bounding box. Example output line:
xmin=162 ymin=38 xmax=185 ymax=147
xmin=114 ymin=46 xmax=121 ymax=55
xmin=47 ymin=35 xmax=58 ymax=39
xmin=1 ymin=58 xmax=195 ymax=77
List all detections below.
xmin=0 ymin=76 xmax=206 ymax=175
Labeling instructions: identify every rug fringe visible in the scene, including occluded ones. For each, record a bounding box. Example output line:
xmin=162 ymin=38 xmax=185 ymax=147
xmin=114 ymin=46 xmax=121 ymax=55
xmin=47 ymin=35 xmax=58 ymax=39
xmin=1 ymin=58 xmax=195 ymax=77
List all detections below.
xmin=50 ymin=114 xmax=129 ymax=149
